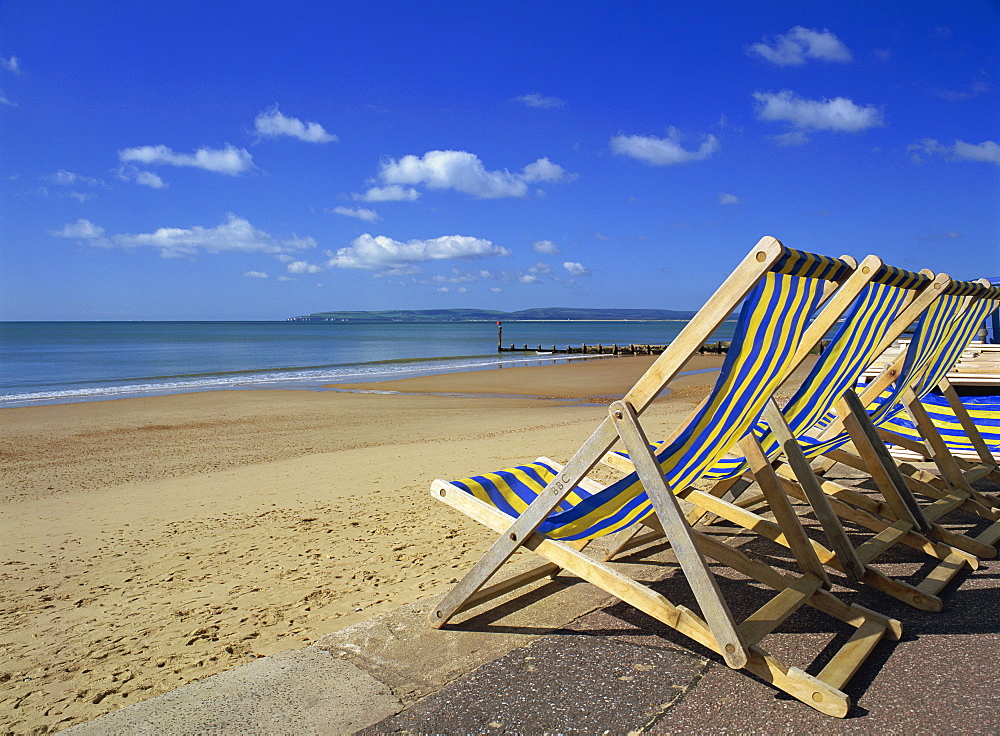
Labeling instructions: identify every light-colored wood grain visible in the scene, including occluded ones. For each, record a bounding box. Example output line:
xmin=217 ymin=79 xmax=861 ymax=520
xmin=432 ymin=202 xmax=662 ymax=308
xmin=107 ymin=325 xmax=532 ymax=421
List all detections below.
xmin=738 ymin=575 xmax=823 ymax=645
xmin=611 ymin=400 xmax=749 ymax=669
xmin=817 ymin=620 xmax=887 ymax=691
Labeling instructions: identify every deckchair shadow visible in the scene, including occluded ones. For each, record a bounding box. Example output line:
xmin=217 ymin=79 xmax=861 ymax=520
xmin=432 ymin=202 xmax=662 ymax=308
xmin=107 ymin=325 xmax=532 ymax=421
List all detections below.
xmin=429 ymin=238 xmax=901 ymax=717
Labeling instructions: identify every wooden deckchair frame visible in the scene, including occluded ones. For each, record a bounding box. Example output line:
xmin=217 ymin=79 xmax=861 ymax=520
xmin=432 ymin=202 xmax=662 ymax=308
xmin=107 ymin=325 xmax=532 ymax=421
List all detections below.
xmin=606 ymin=266 xmax=980 ymax=612
xmin=709 ymin=280 xmax=1000 ymax=611
xmin=854 ymin=285 xmax=1000 ymax=493
xmin=430 ymin=238 xmax=902 ymax=717
xmin=807 ymin=283 xmax=1000 ymax=555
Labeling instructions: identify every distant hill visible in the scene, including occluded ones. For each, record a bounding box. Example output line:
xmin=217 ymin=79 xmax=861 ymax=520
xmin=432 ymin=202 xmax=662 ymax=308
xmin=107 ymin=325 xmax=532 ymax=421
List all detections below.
xmin=288 ymin=307 xmax=702 ymax=322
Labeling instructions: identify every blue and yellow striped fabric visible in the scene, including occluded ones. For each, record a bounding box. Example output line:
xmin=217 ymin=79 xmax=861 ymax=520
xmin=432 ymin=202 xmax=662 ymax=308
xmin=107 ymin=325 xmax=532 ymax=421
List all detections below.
xmin=874 ymin=293 xmax=1000 ymax=455
xmin=450 ymin=253 xmax=842 ymax=541
xmin=793 ymin=289 xmax=999 ymax=461
xmin=879 ymin=392 xmax=1000 ymax=458
xmin=907 ymin=296 xmax=999 ymax=401
xmin=686 ymin=266 xmax=930 ymax=479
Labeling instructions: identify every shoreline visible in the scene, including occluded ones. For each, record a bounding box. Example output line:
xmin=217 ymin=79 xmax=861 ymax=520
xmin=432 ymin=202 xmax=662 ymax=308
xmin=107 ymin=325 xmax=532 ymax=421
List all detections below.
xmin=1 ymin=355 xmax=733 ymax=732
xmin=0 ymin=353 xmax=615 ymax=410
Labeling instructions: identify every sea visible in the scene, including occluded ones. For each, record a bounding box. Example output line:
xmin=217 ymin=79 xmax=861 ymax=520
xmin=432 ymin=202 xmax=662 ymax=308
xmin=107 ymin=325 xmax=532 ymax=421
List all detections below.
xmin=0 ymin=320 xmax=738 ymax=409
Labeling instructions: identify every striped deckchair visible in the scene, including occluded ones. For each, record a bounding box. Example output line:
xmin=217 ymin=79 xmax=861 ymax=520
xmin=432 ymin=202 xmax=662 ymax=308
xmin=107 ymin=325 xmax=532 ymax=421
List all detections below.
xmin=813 ymin=281 xmax=1000 ymax=550
xmin=608 ymin=263 xmax=982 ymax=611
xmin=872 ymin=289 xmax=1000 ymax=479
xmin=431 ymin=239 xmax=901 ymax=717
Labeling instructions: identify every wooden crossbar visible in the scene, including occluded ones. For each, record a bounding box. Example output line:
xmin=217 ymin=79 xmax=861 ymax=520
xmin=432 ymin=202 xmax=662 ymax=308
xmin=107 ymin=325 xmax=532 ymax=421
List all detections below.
xmin=817 ymin=620 xmax=886 ymax=692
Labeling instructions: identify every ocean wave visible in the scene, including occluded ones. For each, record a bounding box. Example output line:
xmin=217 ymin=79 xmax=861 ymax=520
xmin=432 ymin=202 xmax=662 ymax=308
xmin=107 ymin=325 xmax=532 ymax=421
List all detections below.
xmin=0 ymin=352 xmax=606 ymax=407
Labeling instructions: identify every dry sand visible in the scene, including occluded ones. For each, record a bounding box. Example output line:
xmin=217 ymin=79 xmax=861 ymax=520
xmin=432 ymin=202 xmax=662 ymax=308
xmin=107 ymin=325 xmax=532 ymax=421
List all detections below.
xmin=1 ymin=355 xmax=731 ymax=733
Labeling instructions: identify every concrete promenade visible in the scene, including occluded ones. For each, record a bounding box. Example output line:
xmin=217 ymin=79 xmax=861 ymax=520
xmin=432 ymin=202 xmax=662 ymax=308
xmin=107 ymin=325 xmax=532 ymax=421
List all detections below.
xmin=67 ymin=472 xmax=1000 ymax=735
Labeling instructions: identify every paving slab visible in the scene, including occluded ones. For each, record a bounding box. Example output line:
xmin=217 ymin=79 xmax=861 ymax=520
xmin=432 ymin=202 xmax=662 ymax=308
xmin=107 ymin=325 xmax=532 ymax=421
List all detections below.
xmin=363 ymin=633 xmax=708 ymax=735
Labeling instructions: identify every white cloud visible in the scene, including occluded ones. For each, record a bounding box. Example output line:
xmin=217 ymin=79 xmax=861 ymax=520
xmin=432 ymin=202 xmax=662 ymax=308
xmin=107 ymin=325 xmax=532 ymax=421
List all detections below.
xmin=430 ymin=269 xmax=496 ymax=284
xmin=133 ymin=170 xmax=167 ymax=189
xmin=52 ymin=219 xmax=107 ymax=241
xmin=521 ymin=158 xmax=567 ymax=182
xmin=0 ymin=90 xmax=15 ymax=107
xmin=69 ymin=192 xmax=95 ymax=203
xmin=518 ymin=273 xmax=539 ymax=284
xmin=563 ymin=261 xmax=591 ymax=276
xmin=718 ymin=193 xmax=741 ymax=205
xmin=748 ymin=26 xmax=852 ymax=66
xmin=489 ymin=287 xmax=503 ymax=293
xmin=327 ymin=233 xmax=510 ymax=271
xmin=931 ymin=80 xmax=990 ymax=101
xmin=53 ymin=213 xmax=316 ymax=259
xmin=917 ymin=230 xmax=964 ymax=242
xmin=49 ymin=170 xmax=100 ymax=187
xmin=516 ymin=93 xmax=566 ymax=109
xmin=117 ymin=144 xmax=254 ymax=175
xmin=330 ymin=205 xmax=379 ymax=222
xmin=253 ymin=104 xmax=338 ymax=143
xmin=771 ymin=131 xmax=810 ymax=147
xmin=532 ymin=239 xmax=561 ymax=254
xmin=116 ymin=166 xmax=168 ymax=189
xmin=611 ymin=127 xmax=720 ymax=165
xmin=1 ymin=55 xmax=20 ymax=73
xmin=354 ymin=184 xmax=420 ymax=202
xmin=910 ymin=138 xmax=1000 ymax=165
xmin=286 ymin=260 xmax=324 ymax=274
xmin=528 ymin=262 xmax=552 ymax=275
xmin=374 ymin=150 xmax=571 ymax=199
xmin=753 ymin=90 xmax=883 ymax=133
xmin=953 ymin=139 xmax=1000 ymax=164
xmin=244 ymin=270 xmax=269 ymax=278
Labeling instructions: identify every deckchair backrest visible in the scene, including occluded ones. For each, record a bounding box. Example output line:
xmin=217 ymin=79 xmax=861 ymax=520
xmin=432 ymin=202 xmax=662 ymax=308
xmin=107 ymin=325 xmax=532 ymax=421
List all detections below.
xmin=657 ymin=253 xmax=851 ymax=492
xmin=522 ymin=247 xmax=855 ymax=540
xmin=908 ymin=288 xmax=1000 ymax=399
xmin=778 ymin=265 xmax=932 ymax=438
xmin=866 ymin=283 xmax=1000 ymax=422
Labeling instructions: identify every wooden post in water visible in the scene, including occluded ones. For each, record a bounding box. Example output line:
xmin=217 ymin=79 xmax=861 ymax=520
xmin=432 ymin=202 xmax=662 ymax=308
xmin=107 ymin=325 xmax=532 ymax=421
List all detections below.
xmin=496 ymin=321 xmax=503 ymax=353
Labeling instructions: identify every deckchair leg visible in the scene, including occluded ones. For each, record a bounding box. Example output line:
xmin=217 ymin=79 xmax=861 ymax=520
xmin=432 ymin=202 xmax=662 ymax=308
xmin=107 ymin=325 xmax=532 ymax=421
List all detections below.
xmin=680 ymin=481 xmax=945 ymax=612
xmin=610 ymin=400 xmax=749 ymax=669
xmin=761 ymin=401 xmax=865 ymax=582
xmin=436 ymin=478 xmax=860 ymax=716
xmin=739 ymin=427 xmax=833 ymax=586
xmin=685 ymin=476 xmax=749 ymax=526
xmin=840 ymin=391 xmax=931 ymax=534
xmin=601 ymin=525 xmax=644 ymax=561
xmin=940 ymin=383 xmax=999 ymax=470
xmin=904 ymin=394 xmax=977 ymax=495
xmin=429 ymin=418 xmax=621 ymax=627
xmin=811 ymin=456 xmax=840 ymax=476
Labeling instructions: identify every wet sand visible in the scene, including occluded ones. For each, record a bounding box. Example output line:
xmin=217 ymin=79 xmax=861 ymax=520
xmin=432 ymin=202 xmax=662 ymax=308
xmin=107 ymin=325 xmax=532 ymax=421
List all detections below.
xmin=1 ymin=354 xmax=731 ymax=733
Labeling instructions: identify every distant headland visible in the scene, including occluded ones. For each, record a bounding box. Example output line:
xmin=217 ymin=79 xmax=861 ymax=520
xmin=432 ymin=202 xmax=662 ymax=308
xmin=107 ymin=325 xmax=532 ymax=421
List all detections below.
xmin=287 ymin=307 xmax=702 ymax=323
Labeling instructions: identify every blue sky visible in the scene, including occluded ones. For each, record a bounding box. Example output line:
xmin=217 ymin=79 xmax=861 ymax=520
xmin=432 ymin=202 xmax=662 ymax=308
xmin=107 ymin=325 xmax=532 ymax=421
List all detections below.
xmin=1 ymin=1 xmax=997 ymax=320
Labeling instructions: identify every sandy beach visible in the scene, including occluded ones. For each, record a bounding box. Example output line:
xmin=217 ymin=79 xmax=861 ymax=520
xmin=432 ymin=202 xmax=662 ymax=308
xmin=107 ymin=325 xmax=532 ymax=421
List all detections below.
xmin=1 ymin=354 xmax=750 ymax=733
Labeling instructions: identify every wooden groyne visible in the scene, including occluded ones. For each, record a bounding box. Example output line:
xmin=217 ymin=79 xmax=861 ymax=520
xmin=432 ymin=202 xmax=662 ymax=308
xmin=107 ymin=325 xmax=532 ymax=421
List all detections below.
xmin=498 ymin=341 xmax=731 ymax=356
xmin=492 ymin=321 xmax=731 ymax=357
